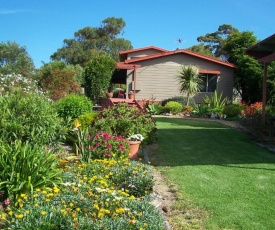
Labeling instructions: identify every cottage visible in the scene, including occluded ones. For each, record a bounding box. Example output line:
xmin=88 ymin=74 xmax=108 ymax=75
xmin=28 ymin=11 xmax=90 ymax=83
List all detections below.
xmin=112 ymin=46 xmax=236 ymax=103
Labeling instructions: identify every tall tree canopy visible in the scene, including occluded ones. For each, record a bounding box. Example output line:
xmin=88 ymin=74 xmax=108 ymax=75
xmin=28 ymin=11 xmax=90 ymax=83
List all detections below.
xmin=0 ymin=41 xmax=34 ymax=76
xmin=187 ymin=43 xmax=214 ymax=57
xmin=51 ymin=17 xmax=132 ymax=66
xmin=223 ymin=31 xmax=262 ymax=103
xmin=197 ymin=24 xmax=239 ymax=57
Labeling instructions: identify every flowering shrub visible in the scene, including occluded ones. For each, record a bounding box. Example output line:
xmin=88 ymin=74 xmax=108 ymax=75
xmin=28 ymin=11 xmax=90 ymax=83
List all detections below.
xmin=93 ymin=103 xmax=157 ymax=145
xmin=0 ymin=73 xmax=44 ymax=96
xmin=88 ymin=131 xmax=129 ymax=160
xmin=74 ymin=125 xmax=130 ymax=162
xmin=243 ymin=102 xmax=262 ymax=116
xmin=38 ymin=62 xmax=83 ymax=100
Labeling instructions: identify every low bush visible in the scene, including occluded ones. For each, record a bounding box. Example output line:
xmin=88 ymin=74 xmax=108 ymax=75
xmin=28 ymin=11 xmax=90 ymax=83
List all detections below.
xmin=75 ymin=130 xmax=130 ymax=162
xmin=223 ymin=104 xmax=242 ymax=118
xmin=93 ymin=103 xmax=157 ymax=145
xmin=192 ymin=103 xmax=209 ymax=116
xmin=162 ymin=96 xmax=196 ymax=107
xmin=164 ymin=101 xmax=183 ymax=114
xmin=56 ymin=94 xmax=93 ymax=120
xmin=243 ymin=102 xmax=262 ymax=116
xmin=146 ymin=103 xmax=163 ymax=115
xmin=0 ymin=92 xmax=66 ymax=146
xmin=76 ymin=112 xmax=98 ymax=130
xmin=183 ymin=105 xmax=193 ymax=115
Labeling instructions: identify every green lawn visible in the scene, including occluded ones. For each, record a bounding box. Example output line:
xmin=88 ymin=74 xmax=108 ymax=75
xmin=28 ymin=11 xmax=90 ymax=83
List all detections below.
xmin=153 ymin=117 xmax=275 ymax=230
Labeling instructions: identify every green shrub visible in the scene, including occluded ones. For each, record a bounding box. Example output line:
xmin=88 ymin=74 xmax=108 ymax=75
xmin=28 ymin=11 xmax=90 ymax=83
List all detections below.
xmin=0 ymin=141 xmax=62 ymax=204
xmin=223 ymin=104 xmax=242 ymax=118
xmin=164 ymin=101 xmax=183 ymax=114
xmin=93 ymin=103 xmax=157 ymax=145
xmin=162 ymin=96 xmax=196 ymax=107
xmin=56 ymin=94 xmax=93 ymax=119
xmin=192 ymin=103 xmax=210 ymax=116
xmin=146 ymin=103 xmax=163 ymax=115
xmin=266 ymin=106 xmax=275 ymax=116
xmin=0 ymin=92 xmax=66 ymax=146
xmin=204 ymin=91 xmax=227 ymax=114
xmin=77 ymin=112 xmax=98 ymax=130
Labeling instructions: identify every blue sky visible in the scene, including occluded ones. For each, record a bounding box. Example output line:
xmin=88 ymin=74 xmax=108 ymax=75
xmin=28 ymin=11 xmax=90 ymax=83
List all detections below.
xmin=1 ymin=0 xmax=274 ymax=68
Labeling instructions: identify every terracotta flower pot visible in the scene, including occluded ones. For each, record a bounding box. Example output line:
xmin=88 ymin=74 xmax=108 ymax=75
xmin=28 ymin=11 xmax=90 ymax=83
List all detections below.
xmin=126 ymin=140 xmax=141 ymax=159
xmin=128 ymin=93 xmax=134 ymax=99
xmin=106 ymin=92 xmax=113 ymax=98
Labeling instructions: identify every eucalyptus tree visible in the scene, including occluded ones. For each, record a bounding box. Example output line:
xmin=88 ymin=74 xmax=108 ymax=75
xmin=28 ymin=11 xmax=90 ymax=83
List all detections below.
xmin=177 ymin=65 xmax=203 ymax=106
xmin=0 ymin=41 xmax=34 ymax=77
xmin=51 ymin=17 xmax=132 ymax=66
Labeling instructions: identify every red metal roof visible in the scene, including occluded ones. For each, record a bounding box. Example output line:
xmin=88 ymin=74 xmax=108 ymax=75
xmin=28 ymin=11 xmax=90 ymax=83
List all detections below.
xmin=119 ymin=46 xmax=168 ymax=55
xmin=122 ymin=48 xmax=236 ymax=68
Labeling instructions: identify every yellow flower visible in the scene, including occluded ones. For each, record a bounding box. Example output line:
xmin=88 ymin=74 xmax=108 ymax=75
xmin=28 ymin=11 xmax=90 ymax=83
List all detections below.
xmin=16 ymin=214 xmax=24 ymax=219
xmin=25 ymin=210 xmax=30 ymax=215
xmin=144 ymin=223 xmax=148 ymax=227
xmin=138 ymin=212 xmax=142 ymax=217
xmin=33 ymin=194 xmax=38 ymax=198
xmin=41 ymin=211 xmax=46 ymax=216
xmin=129 ymin=219 xmax=135 ymax=224
xmin=74 ymin=119 xmax=81 ymax=128
xmin=1 ymin=213 xmax=7 ymax=220
xmin=8 ymin=211 xmax=13 ymax=216
xmin=60 ymin=209 xmax=66 ymax=214
xmin=76 ymin=208 xmax=80 ymax=212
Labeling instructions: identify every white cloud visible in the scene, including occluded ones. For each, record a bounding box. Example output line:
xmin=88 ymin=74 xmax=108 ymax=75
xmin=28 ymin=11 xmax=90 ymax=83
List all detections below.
xmin=0 ymin=9 xmax=24 ymax=15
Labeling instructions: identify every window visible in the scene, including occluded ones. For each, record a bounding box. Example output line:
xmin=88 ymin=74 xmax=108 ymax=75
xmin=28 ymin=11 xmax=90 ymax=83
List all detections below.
xmin=199 ymin=74 xmax=217 ymax=92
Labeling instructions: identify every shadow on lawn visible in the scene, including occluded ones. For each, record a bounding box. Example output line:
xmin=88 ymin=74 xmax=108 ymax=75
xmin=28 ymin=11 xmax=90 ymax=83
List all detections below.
xmin=150 ymin=117 xmax=275 ymax=168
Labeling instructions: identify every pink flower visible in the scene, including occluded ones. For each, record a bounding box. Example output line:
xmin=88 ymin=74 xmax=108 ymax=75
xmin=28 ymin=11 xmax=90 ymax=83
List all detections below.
xmin=119 ymin=144 xmax=125 ymax=151
xmin=105 ymin=153 xmax=111 ymax=157
xmin=96 ymin=142 xmax=100 ymax=147
xmin=87 ymin=134 xmax=91 ymax=139
xmin=4 ymin=199 xmax=10 ymax=205
xmin=106 ymin=144 xmax=112 ymax=149
xmin=90 ymin=146 xmax=96 ymax=151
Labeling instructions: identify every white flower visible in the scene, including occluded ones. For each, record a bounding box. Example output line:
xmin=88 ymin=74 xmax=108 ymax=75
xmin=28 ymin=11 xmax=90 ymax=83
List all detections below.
xmin=127 ymin=134 xmax=144 ymax=141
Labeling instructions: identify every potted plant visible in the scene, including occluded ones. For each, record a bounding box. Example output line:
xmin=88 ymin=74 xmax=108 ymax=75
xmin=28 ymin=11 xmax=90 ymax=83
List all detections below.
xmin=106 ymin=85 xmax=114 ymax=98
xmin=128 ymin=91 xmax=134 ymax=99
xmin=126 ymin=134 xmax=144 ymax=159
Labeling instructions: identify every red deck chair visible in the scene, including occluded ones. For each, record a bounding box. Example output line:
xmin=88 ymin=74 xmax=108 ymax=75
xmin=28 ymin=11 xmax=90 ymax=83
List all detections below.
xmin=117 ymin=90 xmax=125 ymax=99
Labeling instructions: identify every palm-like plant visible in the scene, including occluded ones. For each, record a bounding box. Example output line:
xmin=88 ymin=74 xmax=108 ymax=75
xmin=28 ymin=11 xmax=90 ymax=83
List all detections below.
xmin=177 ymin=65 xmax=203 ymax=106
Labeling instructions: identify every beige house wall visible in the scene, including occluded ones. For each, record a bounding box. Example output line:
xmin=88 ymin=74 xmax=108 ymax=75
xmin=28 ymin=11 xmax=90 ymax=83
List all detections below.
xmin=126 ymin=53 xmax=234 ymax=103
